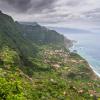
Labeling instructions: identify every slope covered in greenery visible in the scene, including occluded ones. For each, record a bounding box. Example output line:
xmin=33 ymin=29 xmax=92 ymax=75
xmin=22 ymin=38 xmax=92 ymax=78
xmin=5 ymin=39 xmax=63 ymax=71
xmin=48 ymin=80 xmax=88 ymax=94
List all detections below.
xmin=0 ymin=11 xmax=100 ymax=100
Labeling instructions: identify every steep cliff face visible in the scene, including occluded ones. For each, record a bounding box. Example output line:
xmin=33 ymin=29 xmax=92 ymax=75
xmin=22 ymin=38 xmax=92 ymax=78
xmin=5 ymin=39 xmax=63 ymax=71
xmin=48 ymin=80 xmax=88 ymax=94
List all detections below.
xmin=0 ymin=11 xmax=69 ymax=60
xmin=0 ymin=11 xmax=72 ymax=76
xmin=0 ymin=12 xmax=68 ymax=55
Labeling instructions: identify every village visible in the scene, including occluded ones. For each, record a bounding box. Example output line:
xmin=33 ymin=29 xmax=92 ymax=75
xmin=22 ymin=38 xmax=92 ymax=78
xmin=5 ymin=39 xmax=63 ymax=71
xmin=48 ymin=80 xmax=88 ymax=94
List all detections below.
xmin=42 ymin=48 xmax=85 ymax=70
xmin=43 ymin=49 xmax=69 ymax=69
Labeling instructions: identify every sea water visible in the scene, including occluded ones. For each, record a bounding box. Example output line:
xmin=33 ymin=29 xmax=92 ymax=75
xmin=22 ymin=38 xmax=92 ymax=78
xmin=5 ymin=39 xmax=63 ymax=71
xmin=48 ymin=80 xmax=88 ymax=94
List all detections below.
xmin=64 ymin=33 xmax=100 ymax=77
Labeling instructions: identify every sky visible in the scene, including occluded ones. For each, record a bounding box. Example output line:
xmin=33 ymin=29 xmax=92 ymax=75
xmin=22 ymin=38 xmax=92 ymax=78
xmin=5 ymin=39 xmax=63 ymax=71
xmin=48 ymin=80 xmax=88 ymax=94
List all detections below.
xmin=0 ymin=0 xmax=100 ymax=32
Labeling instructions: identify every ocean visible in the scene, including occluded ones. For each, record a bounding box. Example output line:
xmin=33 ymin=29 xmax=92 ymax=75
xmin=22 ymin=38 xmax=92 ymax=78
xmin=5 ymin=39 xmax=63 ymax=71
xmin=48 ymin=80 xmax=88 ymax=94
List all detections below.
xmin=51 ymin=27 xmax=100 ymax=77
xmin=65 ymin=33 xmax=100 ymax=77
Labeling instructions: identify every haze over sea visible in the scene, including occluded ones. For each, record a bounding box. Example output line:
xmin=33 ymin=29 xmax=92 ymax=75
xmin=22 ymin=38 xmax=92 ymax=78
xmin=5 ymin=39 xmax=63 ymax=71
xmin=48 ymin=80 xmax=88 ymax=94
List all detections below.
xmin=52 ymin=27 xmax=100 ymax=77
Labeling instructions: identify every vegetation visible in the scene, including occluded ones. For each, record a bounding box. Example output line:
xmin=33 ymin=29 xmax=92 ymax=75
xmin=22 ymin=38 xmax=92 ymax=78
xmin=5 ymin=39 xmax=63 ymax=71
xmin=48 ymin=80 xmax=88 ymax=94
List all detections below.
xmin=0 ymin=11 xmax=100 ymax=100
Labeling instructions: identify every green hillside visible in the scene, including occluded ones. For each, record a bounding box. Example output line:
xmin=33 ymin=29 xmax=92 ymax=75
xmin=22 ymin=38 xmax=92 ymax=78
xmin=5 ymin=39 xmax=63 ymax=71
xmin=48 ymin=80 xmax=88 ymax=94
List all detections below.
xmin=0 ymin=11 xmax=100 ymax=100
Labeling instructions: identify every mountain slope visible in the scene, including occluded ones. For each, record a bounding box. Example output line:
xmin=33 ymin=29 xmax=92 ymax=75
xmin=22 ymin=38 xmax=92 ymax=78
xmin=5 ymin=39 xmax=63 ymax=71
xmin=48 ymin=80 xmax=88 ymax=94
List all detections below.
xmin=0 ymin=11 xmax=67 ymax=64
xmin=0 ymin=11 xmax=100 ymax=100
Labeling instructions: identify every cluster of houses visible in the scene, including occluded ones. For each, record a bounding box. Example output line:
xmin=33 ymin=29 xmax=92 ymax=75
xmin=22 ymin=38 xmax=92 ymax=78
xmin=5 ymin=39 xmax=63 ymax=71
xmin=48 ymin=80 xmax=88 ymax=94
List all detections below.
xmin=43 ymin=49 xmax=69 ymax=69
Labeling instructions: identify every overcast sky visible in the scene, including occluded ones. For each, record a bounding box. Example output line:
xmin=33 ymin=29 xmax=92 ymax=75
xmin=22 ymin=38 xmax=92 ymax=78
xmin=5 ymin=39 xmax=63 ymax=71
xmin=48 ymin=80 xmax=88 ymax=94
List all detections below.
xmin=0 ymin=0 xmax=100 ymax=31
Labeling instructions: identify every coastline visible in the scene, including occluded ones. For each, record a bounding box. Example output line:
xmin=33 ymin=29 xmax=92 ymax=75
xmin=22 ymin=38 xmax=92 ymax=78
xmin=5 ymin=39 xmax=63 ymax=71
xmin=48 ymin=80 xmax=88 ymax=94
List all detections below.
xmin=77 ymin=52 xmax=100 ymax=79
xmin=69 ymin=41 xmax=100 ymax=79
xmin=89 ymin=64 xmax=100 ymax=78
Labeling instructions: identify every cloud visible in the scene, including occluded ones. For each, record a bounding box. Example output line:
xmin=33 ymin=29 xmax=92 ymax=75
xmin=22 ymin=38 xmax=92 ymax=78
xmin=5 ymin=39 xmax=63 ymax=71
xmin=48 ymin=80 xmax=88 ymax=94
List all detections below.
xmin=1 ymin=0 xmax=32 ymax=12
xmin=83 ymin=8 xmax=100 ymax=21
xmin=0 ymin=0 xmax=100 ymax=31
xmin=1 ymin=0 xmax=57 ymax=13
